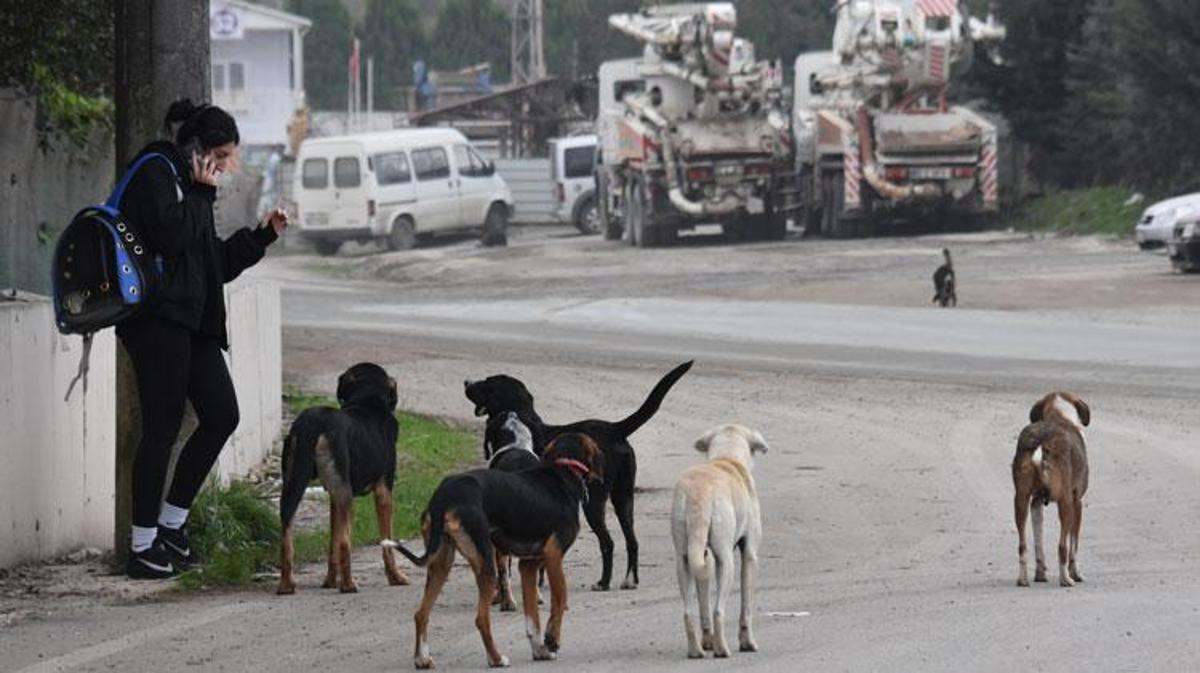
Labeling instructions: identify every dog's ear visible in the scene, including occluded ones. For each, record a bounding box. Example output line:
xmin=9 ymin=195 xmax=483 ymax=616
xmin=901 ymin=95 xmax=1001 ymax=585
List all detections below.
xmin=582 ymin=434 xmax=604 ymax=482
xmin=387 ymin=376 xmax=398 ymax=409
xmin=749 ymin=430 xmax=769 ymax=455
xmin=694 ymin=428 xmax=715 ymax=453
xmin=336 ymin=369 xmax=355 ymax=405
xmin=1071 ymin=396 xmax=1090 ymax=427
xmin=1029 ymin=398 xmax=1045 ymax=424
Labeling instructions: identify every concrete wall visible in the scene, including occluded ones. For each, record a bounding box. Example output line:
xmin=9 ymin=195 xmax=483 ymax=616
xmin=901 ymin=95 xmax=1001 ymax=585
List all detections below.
xmin=0 ymin=283 xmax=282 ymax=568
xmin=0 ymin=91 xmax=116 ymax=296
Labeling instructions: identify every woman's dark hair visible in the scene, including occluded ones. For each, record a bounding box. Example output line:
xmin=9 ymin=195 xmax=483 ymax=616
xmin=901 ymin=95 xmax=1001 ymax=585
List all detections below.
xmin=164 ymin=98 xmax=240 ymax=150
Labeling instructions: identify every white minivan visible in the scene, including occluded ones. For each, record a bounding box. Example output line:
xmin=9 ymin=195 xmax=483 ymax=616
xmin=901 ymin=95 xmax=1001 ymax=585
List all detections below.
xmin=294 ymin=128 xmax=515 ymax=254
xmin=548 ymin=134 xmax=599 ymax=234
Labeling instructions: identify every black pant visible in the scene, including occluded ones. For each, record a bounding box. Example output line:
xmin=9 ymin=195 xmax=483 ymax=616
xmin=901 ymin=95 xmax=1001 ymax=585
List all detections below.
xmin=118 ymin=316 xmax=240 ymax=528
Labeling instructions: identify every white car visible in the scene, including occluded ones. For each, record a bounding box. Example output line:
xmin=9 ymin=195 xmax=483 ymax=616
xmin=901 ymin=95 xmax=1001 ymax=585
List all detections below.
xmin=294 ymin=127 xmax=515 ymax=254
xmin=548 ymin=134 xmax=599 ymax=234
xmin=1135 ymin=193 xmax=1200 ymax=250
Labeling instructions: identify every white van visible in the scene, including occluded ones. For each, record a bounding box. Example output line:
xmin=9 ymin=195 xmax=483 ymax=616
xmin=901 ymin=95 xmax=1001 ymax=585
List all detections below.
xmin=294 ymin=128 xmax=515 ymax=254
xmin=548 ymin=134 xmax=598 ymax=234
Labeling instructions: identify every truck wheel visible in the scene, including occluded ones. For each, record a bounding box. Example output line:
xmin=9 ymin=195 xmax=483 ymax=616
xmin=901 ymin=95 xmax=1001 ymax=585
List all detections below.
xmin=625 ymin=178 xmax=641 ymax=247
xmin=821 ymin=170 xmax=847 ymax=238
xmin=574 ymin=196 xmax=601 ymax=235
xmin=386 ymin=217 xmax=416 ymax=251
xmin=314 ymin=239 xmax=341 ymax=256
xmin=481 ymin=204 xmax=508 ymax=247
xmin=598 ymin=172 xmax=623 ymax=241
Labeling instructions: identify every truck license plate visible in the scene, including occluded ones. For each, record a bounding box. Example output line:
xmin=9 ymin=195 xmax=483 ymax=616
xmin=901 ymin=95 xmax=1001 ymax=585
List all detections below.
xmin=909 ymin=167 xmax=952 ymax=180
xmin=305 ymin=212 xmax=329 ymax=227
xmin=716 ymin=163 xmax=742 ymax=180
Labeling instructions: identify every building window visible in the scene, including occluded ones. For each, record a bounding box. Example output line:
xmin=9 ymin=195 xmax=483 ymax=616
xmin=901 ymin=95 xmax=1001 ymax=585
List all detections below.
xmin=212 ymin=64 xmax=226 ymax=92
xmin=229 ymin=62 xmax=245 ymax=91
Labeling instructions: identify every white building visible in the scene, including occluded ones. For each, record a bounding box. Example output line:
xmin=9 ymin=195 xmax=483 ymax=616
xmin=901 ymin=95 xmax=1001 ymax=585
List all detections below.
xmin=210 ymin=0 xmax=311 ymax=151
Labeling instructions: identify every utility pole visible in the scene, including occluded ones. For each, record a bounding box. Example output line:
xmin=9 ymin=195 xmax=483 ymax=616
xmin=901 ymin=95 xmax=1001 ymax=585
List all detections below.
xmin=510 ymin=0 xmax=546 ymax=86
xmin=113 ymin=0 xmax=211 ymax=560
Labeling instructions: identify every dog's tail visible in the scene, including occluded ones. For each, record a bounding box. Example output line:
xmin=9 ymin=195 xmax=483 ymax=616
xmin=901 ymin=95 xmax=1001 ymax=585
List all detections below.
xmin=1016 ymin=422 xmax=1057 ymax=481
xmin=685 ymin=500 xmax=713 ymax=580
xmin=613 ymin=360 xmax=694 ymax=438
xmin=382 ymin=507 xmax=445 ymax=568
xmin=279 ymin=416 xmax=324 ymax=529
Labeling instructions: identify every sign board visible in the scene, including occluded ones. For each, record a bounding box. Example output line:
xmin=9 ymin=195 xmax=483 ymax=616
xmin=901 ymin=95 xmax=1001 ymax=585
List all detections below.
xmin=211 ymin=4 xmax=245 ymax=41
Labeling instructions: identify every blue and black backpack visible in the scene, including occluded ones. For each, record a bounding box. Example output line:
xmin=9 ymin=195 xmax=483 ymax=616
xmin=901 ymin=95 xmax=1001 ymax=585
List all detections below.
xmin=52 ymin=152 xmax=176 ymax=398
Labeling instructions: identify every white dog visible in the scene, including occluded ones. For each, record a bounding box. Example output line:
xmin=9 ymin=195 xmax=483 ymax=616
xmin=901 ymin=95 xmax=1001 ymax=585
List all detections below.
xmin=671 ymin=424 xmax=768 ymax=658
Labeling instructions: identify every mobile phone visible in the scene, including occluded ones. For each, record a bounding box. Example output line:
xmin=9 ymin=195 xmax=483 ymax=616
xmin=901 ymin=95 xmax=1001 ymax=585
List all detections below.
xmin=179 ymin=137 xmax=203 ymax=164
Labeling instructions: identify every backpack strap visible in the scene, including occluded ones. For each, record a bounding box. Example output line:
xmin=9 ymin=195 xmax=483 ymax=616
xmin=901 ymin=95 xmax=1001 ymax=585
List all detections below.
xmin=103 ymin=152 xmax=179 ymax=211
xmin=63 ymin=332 xmax=94 ymax=402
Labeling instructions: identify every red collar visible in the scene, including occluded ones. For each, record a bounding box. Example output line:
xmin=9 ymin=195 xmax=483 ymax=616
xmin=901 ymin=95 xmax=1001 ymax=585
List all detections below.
xmin=554 ymin=458 xmax=590 ymax=480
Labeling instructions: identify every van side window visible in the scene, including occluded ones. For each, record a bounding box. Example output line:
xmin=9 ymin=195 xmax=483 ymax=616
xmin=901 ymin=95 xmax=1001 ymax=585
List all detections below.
xmin=413 ymin=147 xmax=450 ymax=181
xmin=334 ymin=157 xmax=361 ymax=188
xmin=302 ymin=158 xmax=328 ymax=189
xmin=563 ymin=146 xmax=595 ymax=179
xmin=374 ymin=151 xmax=411 ymax=185
xmin=614 ymin=80 xmax=644 ymax=102
xmin=453 ymin=144 xmax=489 ymax=177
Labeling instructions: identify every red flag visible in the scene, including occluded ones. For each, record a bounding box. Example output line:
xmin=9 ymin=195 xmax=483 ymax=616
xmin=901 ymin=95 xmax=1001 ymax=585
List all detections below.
xmin=349 ymin=37 xmax=360 ymax=83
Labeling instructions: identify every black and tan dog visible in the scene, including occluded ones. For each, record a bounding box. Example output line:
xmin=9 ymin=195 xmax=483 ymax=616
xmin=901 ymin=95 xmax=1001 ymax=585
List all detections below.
xmin=276 ymin=362 xmax=409 ymax=595
xmin=483 ymin=411 xmax=540 ymax=611
xmin=464 ymin=360 xmax=693 ymax=590
xmin=1012 ymin=392 xmax=1091 ymax=588
xmin=390 ymin=433 xmax=603 ymax=669
xmin=932 ymin=247 xmax=957 ymax=307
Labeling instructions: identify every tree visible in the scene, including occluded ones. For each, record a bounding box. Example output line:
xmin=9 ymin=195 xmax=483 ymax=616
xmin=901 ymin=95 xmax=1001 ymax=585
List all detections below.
xmin=288 ymin=0 xmax=353 ymax=110
xmin=544 ymin=0 xmax=641 ymax=81
xmin=360 ymin=0 xmax=427 ymax=110
xmin=737 ymin=0 xmax=835 ymax=67
xmin=429 ymin=0 xmax=510 ymax=81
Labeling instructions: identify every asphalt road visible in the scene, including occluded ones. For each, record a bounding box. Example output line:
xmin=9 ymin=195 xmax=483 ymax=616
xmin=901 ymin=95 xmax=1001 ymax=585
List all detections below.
xmin=4 ymin=228 xmax=1198 ymax=672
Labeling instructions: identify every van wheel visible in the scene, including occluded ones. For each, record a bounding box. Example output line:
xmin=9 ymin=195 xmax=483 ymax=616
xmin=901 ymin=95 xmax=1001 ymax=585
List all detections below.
xmin=387 ymin=217 xmax=416 ymax=251
xmin=574 ymin=196 xmax=600 ymax=235
xmin=481 ymin=204 xmax=508 ymax=247
xmin=314 ymin=239 xmax=341 ymax=256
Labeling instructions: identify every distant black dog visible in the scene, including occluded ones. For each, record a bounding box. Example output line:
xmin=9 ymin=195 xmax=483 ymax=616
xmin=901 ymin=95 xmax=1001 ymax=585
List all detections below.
xmin=932 ymin=248 xmax=957 ymax=307
xmin=483 ymin=411 xmax=540 ymax=611
xmin=464 ymin=360 xmax=694 ymax=590
xmin=392 ymin=433 xmax=604 ymax=669
xmin=277 ymin=362 xmax=408 ymax=595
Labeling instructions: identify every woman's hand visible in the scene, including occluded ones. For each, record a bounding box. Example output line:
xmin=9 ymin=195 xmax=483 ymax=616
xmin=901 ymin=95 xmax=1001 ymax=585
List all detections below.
xmin=265 ymin=207 xmax=289 ymax=236
xmin=191 ymin=152 xmax=220 ymax=186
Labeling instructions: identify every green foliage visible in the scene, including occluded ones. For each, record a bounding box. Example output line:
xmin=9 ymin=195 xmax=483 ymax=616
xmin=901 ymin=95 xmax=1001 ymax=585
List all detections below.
xmin=177 ymin=390 xmax=477 ymax=589
xmin=544 ymin=0 xmax=642 ymax=80
xmin=177 ymin=481 xmax=279 ymax=589
xmin=289 ymin=0 xmax=354 ymax=110
xmin=737 ymin=0 xmax=835 ymax=67
xmin=0 ymin=0 xmax=113 ymax=97
xmin=1010 ymin=187 xmax=1144 ymax=236
xmin=31 ymin=64 xmax=113 ymax=149
xmin=361 ymin=0 xmax=427 ymax=109
xmin=429 ymin=0 xmax=511 ymax=82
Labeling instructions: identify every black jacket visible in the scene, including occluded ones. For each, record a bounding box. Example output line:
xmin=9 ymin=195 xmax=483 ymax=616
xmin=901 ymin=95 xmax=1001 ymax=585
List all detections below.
xmin=117 ymin=141 xmax=277 ymax=349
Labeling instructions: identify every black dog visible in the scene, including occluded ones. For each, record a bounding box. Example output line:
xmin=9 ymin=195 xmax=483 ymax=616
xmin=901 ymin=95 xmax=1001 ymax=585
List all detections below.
xmin=464 ymin=360 xmax=693 ymax=590
xmin=277 ymin=362 xmax=409 ymax=594
xmin=392 ymin=433 xmax=604 ymax=669
xmin=932 ymin=247 xmax=957 ymax=307
xmin=483 ymin=411 xmax=540 ymax=611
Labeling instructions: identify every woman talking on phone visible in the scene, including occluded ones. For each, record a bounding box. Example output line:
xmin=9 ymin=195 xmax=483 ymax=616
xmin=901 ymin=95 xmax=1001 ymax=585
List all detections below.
xmin=117 ymin=99 xmax=288 ymax=579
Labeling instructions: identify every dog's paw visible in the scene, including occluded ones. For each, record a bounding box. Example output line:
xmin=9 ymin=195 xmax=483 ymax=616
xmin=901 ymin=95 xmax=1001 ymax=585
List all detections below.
xmin=590 ymin=582 xmax=610 ymax=592
xmin=414 ymin=655 xmax=435 ymax=669
xmin=531 ymin=644 xmax=557 ymax=661
xmin=1069 ymin=566 xmax=1084 ymax=583
xmin=339 ymin=582 xmax=359 ymax=594
xmin=712 ymin=645 xmax=731 ymax=659
xmin=499 ymin=600 xmax=517 ymax=613
xmin=387 ymin=572 xmax=411 ymax=587
xmin=739 ymin=640 xmax=759 ymax=653
xmin=487 ymin=654 xmax=510 ymax=668
xmin=544 ymin=634 xmax=560 ymax=653
xmin=321 ymin=576 xmax=338 ymax=589
xmin=1059 ymin=575 xmax=1075 ymax=588
xmin=619 ymin=579 xmax=638 ymax=590
xmin=687 ymin=648 xmax=705 ymax=659
xmin=701 ymin=632 xmax=715 ymax=651
xmin=1016 ymin=577 xmax=1030 ymax=588
xmin=1033 ymin=572 xmax=1048 ymax=583
xmin=276 ymin=580 xmax=296 ymax=595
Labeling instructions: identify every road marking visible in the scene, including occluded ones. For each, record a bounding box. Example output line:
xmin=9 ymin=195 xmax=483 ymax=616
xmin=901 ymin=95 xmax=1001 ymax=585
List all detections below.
xmin=15 ymin=601 xmax=261 ymax=673
xmin=765 ymin=611 xmax=811 ymax=618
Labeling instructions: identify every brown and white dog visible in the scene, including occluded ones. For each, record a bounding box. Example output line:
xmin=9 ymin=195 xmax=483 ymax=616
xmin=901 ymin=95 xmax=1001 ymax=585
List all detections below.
xmin=671 ymin=424 xmax=768 ymax=658
xmin=1012 ymin=392 xmax=1091 ymax=587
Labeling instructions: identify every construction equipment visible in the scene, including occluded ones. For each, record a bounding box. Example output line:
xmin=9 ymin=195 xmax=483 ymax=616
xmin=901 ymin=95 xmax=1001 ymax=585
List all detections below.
xmin=595 ymin=3 xmax=795 ymax=246
xmin=793 ymin=0 xmax=1006 ymax=237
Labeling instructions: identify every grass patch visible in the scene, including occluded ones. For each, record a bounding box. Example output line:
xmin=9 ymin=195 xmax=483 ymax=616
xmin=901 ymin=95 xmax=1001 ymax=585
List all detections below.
xmin=1010 ymin=186 xmax=1144 ymax=236
xmin=178 ymin=392 xmax=478 ymax=589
